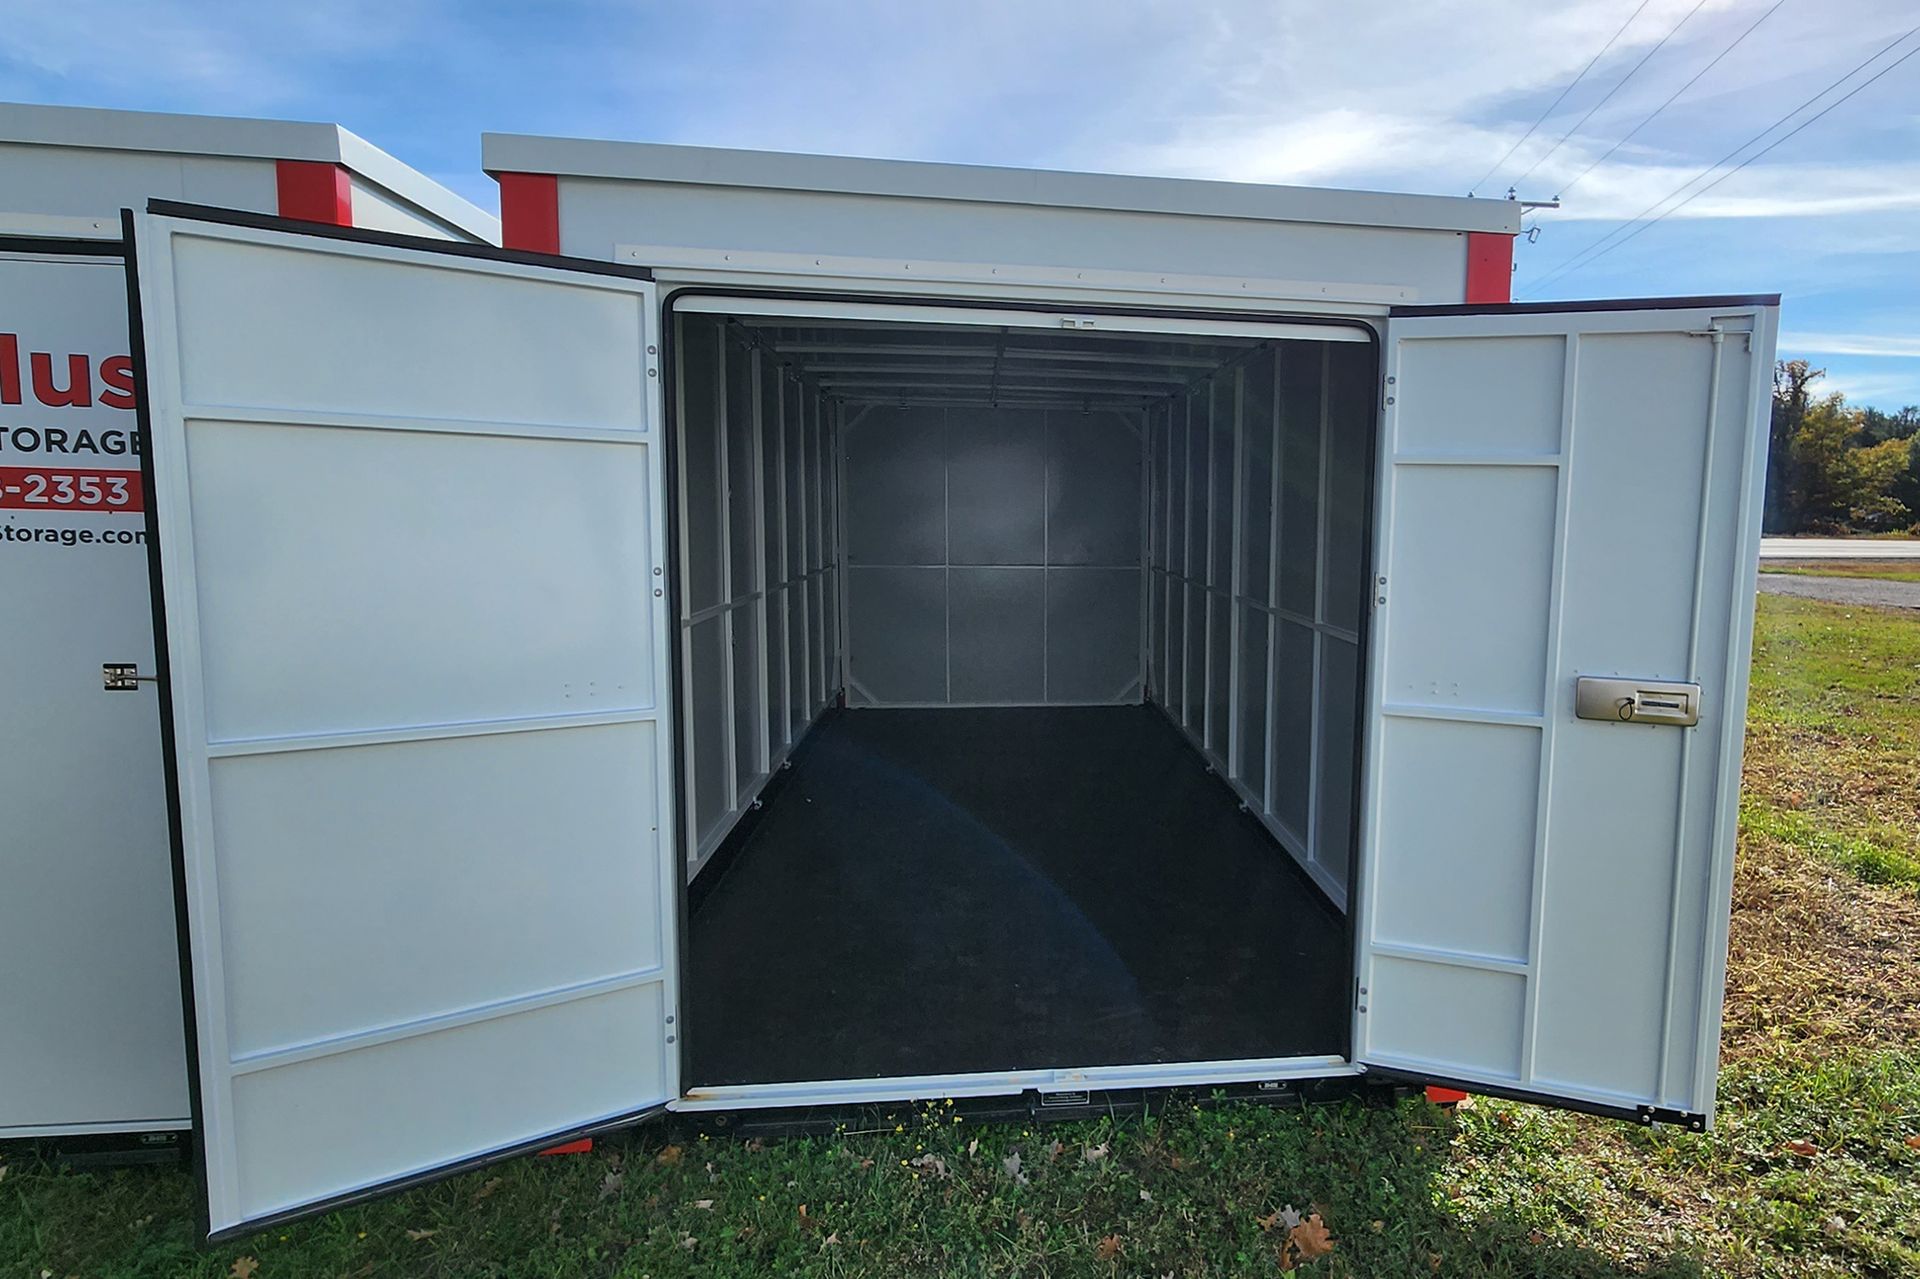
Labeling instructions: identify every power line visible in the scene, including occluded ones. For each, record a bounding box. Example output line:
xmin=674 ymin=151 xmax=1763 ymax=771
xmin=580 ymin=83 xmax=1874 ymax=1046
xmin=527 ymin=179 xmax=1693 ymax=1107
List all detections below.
xmin=1538 ymin=38 xmax=1920 ymax=287
xmin=1522 ymin=24 xmax=1920 ymax=294
xmin=1510 ymin=0 xmax=1711 ymax=190
xmin=1556 ymin=0 xmax=1790 ymax=202
xmin=1467 ymin=0 xmax=1653 ymax=195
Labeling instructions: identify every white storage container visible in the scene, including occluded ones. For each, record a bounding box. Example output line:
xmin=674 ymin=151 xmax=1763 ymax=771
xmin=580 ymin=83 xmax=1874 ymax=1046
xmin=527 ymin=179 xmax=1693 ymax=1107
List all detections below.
xmin=0 ymin=103 xmax=498 ymax=1144
xmin=115 ymin=138 xmax=1772 ymax=1240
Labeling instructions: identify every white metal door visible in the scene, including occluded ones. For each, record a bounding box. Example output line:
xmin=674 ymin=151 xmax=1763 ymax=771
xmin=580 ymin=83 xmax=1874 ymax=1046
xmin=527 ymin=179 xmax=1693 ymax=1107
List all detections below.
xmin=1355 ymin=297 xmax=1778 ymax=1126
xmin=131 ymin=210 xmax=677 ymax=1238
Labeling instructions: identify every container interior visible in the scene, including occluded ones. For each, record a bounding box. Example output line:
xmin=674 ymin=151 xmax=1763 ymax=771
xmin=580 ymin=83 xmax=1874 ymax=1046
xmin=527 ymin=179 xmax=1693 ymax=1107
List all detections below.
xmin=670 ymin=304 xmax=1373 ymax=1088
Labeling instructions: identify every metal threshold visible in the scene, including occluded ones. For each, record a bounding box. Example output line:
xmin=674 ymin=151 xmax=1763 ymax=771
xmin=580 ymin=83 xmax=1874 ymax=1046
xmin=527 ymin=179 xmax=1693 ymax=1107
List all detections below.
xmin=672 ymin=1054 xmax=1359 ymax=1112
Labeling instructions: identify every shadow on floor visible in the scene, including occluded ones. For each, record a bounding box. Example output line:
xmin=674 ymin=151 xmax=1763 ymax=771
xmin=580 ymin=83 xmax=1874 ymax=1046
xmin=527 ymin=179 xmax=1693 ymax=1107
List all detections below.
xmin=687 ymin=704 xmax=1349 ymax=1086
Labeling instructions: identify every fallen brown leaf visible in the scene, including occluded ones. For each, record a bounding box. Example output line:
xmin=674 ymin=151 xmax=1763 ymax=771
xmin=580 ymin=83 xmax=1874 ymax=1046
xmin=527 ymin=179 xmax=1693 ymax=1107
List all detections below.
xmin=229 ymin=1259 xmax=259 ymax=1279
xmin=1255 ymin=1210 xmax=1282 ymax=1232
xmin=599 ymin=1171 xmax=624 ymax=1199
xmin=1095 ymin=1234 xmax=1123 ymax=1260
xmin=472 ymin=1177 xmax=504 ymax=1202
xmin=1290 ymin=1213 xmax=1336 ymax=1261
xmin=798 ymin=1203 xmax=817 ymax=1231
xmin=1784 ymin=1139 xmax=1819 ymax=1158
xmin=405 ymin=1228 xmax=437 ymax=1242
xmin=1905 ymin=1135 xmax=1920 ymax=1150
xmin=1083 ymin=1142 xmax=1109 ymax=1162
xmin=693 ymin=1198 xmax=714 ymax=1210
xmin=656 ymin=1145 xmax=684 ymax=1165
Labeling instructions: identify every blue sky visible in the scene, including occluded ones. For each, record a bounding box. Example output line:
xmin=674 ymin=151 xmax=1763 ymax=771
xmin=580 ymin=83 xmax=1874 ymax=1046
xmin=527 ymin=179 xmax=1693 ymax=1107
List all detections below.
xmin=5 ymin=0 xmax=1916 ymax=407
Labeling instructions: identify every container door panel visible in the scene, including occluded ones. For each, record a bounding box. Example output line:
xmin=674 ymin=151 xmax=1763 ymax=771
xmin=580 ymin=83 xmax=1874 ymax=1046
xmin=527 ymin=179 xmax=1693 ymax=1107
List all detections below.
xmin=130 ymin=210 xmax=676 ymax=1239
xmin=1356 ymin=299 xmax=1777 ymax=1126
xmin=0 ymin=237 xmax=190 ymax=1136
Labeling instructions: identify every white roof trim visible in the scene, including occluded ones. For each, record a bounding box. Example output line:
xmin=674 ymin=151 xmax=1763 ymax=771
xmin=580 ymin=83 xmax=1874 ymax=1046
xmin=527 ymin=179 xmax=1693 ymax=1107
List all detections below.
xmin=482 ymin=134 xmax=1521 ymax=236
xmin=0 ymin=102 xmax=499 ymax=244
xmin=332 ymin=130 xmax=500 ymax=244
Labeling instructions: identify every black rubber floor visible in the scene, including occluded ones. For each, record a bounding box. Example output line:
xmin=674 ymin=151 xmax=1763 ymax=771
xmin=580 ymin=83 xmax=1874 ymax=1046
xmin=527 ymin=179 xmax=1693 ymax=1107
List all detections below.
xmin=685 ymin=705 xmax=1348 ymax=1087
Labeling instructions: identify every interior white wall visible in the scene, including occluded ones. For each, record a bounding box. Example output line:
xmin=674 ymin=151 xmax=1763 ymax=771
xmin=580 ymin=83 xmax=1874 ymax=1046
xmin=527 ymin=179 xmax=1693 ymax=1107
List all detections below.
xmin=840 ymin=405 xmax=1145 ymax=706
xmin=1146 ymin=339 xmax=1372 ymax=907
xmin=676 ymin=315 xmax=840 ymax=878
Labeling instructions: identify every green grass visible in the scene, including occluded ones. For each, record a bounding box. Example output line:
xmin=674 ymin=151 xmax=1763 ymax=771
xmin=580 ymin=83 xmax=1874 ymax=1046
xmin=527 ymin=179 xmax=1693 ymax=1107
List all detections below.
xmin=1738 ymin=800 xmax=1920 ymax=886
xmin=4 ymin=595 xmax=1917 ymax=1277
xmin=1758 ymin=560 xmax=1920 ymax=583
xmin=6 ymin=1067 xmax=1919 ymax=1278
xmin=1741 ymin=594 xmax=1920 ymax=887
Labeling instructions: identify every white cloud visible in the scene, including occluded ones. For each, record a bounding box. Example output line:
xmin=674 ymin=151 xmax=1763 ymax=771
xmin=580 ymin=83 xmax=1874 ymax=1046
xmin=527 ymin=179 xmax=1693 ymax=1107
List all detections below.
xmin=1812 ymin=369 xmax=1920 ymax=406
xmin=1103 ymin=0 xmax=1917 ymax=215
xmin=1783 ymin=333 xmax=1920 ymax=359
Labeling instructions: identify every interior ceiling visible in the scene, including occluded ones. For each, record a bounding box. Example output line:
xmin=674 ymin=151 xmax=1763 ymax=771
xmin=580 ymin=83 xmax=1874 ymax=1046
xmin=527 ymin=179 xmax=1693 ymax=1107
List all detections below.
xmin=732 ymin=318 xmax=1261 ymax=412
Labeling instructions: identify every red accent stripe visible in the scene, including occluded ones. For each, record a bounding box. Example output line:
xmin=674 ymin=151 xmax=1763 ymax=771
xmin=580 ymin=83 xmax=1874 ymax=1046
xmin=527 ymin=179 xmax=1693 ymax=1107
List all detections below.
xmin=1425 ymin=1086 xmax=1470 ymax=1105
xmin=538 ymin=1138 xmax=593 ymax=1156
xmin=1464 ymin=233 xmax=1514 ymax=303
xmin=497 ymin=173 xmax=560 ymax=254
xmin=275 ymin=160 xmax=353 ymax=226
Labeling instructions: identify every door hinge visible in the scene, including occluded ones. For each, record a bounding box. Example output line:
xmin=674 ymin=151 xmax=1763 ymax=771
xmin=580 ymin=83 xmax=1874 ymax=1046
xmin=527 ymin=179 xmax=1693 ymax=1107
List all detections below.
xmin=102 ymin=663 xmax=158 ymax=691
xmin=1635 ymin=1105 xmax=1707 ymax=1132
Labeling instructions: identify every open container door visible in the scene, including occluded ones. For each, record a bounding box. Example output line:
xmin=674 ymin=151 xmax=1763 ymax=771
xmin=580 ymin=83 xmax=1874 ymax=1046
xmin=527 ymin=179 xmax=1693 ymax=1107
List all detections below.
xmin=1355 ymin=296 xmax=1778 ymax=1128
xmin=128 ymin=204 xmax=678 ymax=1240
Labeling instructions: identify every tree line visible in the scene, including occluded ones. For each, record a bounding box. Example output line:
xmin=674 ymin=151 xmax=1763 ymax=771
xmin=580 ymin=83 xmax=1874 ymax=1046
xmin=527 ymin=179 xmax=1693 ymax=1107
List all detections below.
xmin=1765 ymin=360 xmax=1920 ymax=534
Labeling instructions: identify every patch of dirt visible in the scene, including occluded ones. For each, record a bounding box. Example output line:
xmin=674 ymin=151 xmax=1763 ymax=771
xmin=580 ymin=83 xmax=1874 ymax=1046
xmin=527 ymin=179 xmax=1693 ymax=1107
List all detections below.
xmin=1723 ymin=829 xmax=1920 ymax=1058
xmin=1745 ymin=723 xmax=1920 ymax=837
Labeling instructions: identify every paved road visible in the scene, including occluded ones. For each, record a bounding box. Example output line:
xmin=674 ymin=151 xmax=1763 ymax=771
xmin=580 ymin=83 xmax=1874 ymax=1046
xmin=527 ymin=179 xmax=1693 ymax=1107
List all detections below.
xmin=1758 ymin=573 xmax=1920 ymax=610
xmin=1760 ymin=537 xmax=1920 ymax=560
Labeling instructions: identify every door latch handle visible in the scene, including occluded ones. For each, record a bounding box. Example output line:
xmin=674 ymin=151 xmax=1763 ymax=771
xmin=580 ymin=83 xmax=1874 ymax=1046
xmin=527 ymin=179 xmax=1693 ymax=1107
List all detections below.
xmin=103 ymin=663 xmax=158 ymax=691
xmin=1574 ymin=676 xmax=1700 ymax=727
